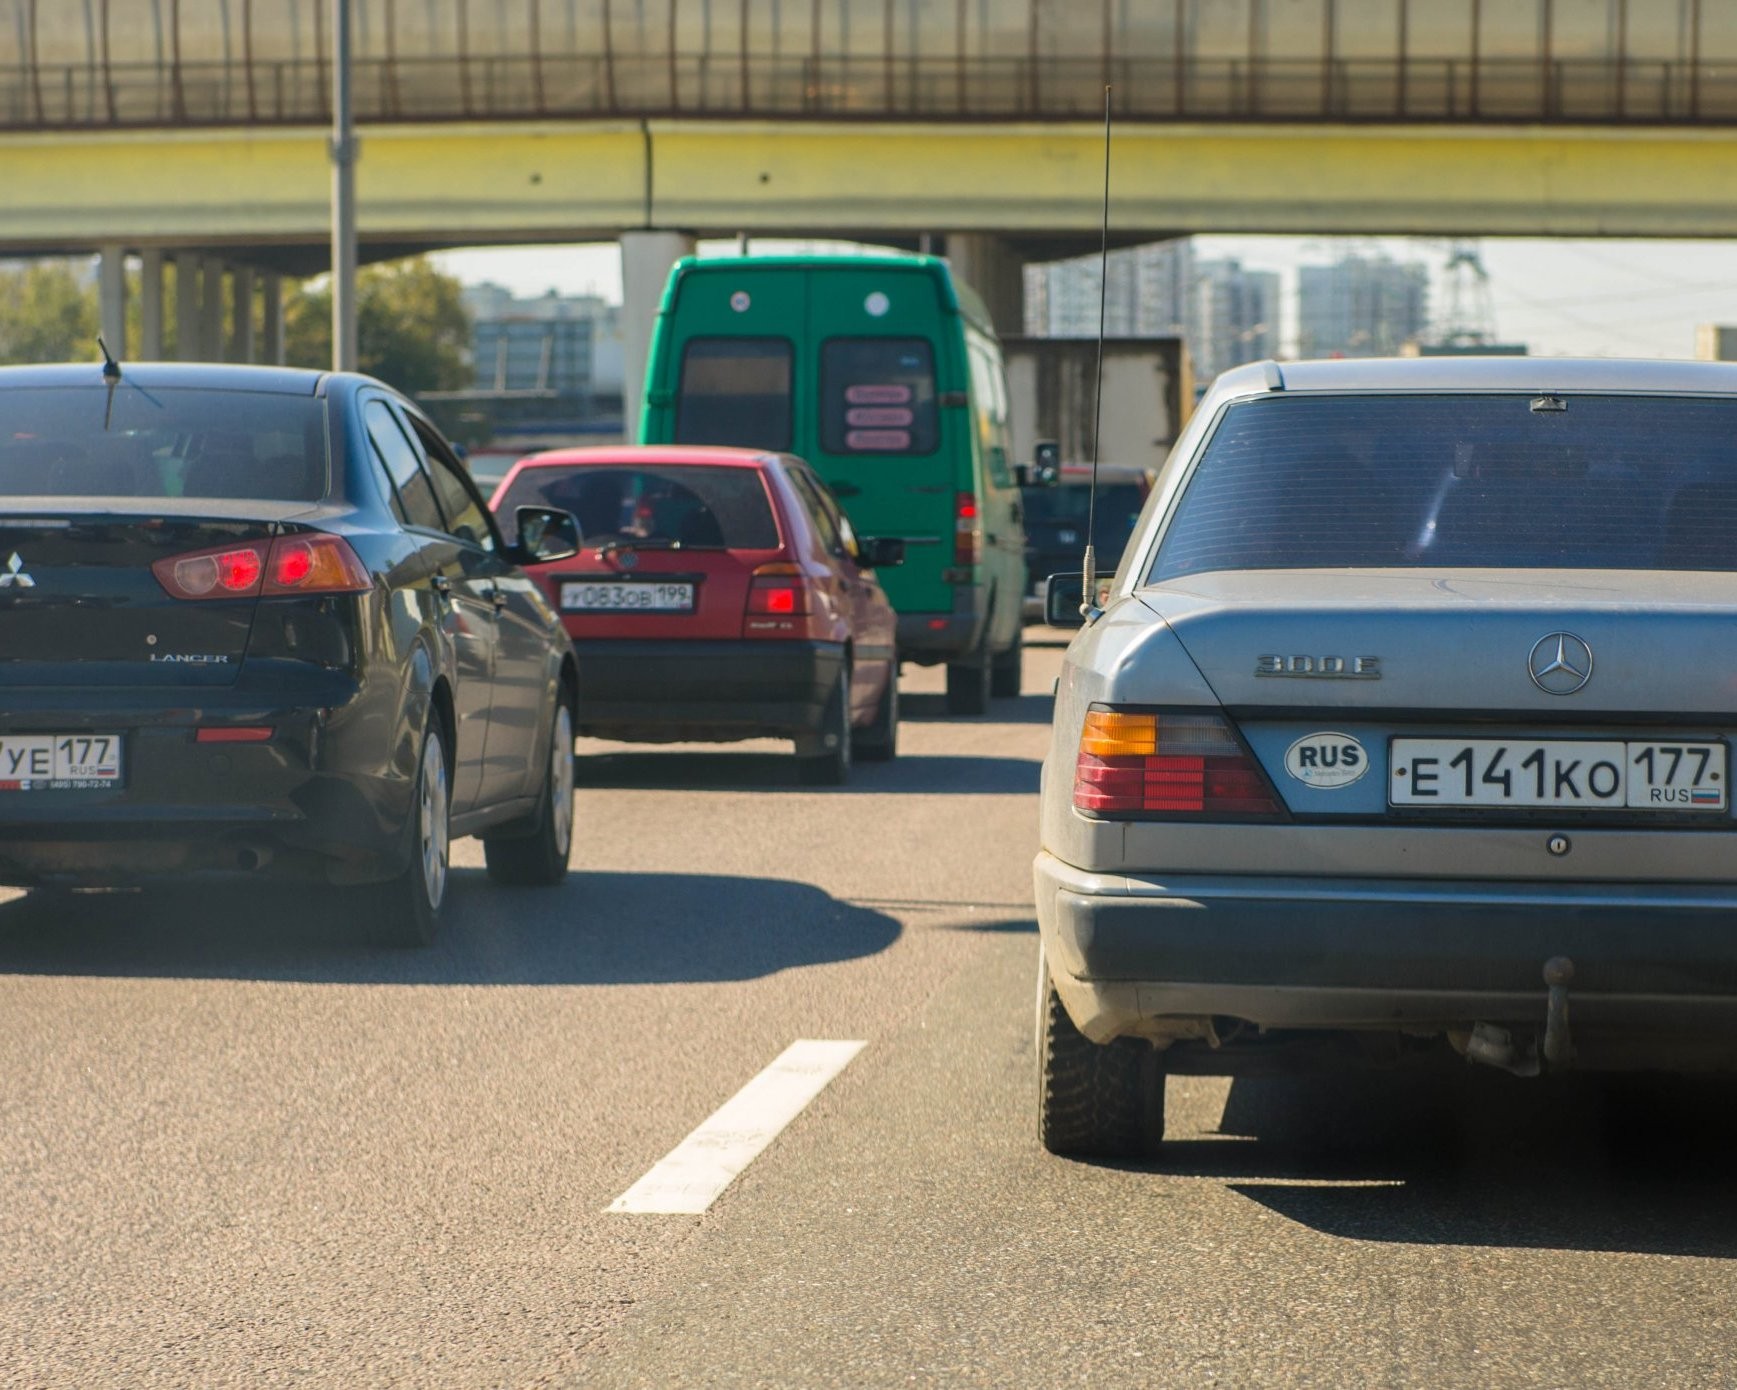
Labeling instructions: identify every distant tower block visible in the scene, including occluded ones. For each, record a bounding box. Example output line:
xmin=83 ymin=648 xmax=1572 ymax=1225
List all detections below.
xmin=1696 ymin=325 xmax=1737 ymax=361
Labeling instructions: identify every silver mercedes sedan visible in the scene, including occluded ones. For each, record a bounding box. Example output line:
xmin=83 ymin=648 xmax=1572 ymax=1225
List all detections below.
xmin=1037 ymin=357 xmax=1737 ymax=1158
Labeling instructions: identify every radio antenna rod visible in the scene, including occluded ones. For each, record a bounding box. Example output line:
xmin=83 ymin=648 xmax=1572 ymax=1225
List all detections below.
xmin=1082 ymin=85 xmax=1112 ymax=618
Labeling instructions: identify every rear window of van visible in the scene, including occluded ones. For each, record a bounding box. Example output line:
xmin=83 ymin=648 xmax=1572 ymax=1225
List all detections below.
xmin=675 ymin=339 xmax=792 ymax=451
xmin=1151 ymin=393 xmax=1737 ymax=578
xmin=820 ymin=339 xmax=938 ymax=455
xmin=497 ymin=464 xmax=780 ymax=550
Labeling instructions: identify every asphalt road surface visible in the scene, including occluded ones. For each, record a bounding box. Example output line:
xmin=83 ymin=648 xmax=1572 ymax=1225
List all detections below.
xmin=2 ymin=640 xmax=1735 ymax=1387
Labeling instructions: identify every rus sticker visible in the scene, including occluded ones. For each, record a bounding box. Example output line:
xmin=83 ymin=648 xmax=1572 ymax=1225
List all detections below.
xmin=1284 ymin=732 xmax=1369 ymax=789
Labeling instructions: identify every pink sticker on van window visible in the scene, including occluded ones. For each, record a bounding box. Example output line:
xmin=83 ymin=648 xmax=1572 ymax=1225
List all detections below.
xmin=846 ymin=429 xmax=912 ymax=451
xmin=846 ymin=406 xmax=914 ymax=427
xmin=845 ymin=384 xmax=912 ymax=405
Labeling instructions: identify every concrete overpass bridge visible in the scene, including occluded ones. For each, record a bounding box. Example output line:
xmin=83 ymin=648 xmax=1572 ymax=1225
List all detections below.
xmin=5 ymin=0 xmax=1737 ymax=392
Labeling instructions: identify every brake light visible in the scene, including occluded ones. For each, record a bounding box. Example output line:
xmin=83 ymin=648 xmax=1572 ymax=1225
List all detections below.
xmin=195 ymin=727 xmax=274 ymax=743
xmin=1073 ymin=707 xmax=1283 ymax=818
xmin=153 ymin=535 xmax=370 ymax=600
xmin=746 ymin=562 xmax=811 ymax=618
xmin=264 ymin=535 xmax=370 ymax=595
xmin=955 ymin=491 xmax=980 ymax=566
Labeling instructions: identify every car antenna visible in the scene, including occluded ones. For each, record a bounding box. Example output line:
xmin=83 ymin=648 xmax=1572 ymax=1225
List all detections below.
xmin=1081 ymin=85 xmax=1113 ymax=619
xmin=97 ymin=336 xmax=121 ymax=431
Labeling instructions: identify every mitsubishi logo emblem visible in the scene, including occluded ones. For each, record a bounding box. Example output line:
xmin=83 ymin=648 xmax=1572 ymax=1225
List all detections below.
xmin=1528 ymin=632 xmax=1593 ymax=696
xmin=0 ymin=553 xmax=34 ymax=589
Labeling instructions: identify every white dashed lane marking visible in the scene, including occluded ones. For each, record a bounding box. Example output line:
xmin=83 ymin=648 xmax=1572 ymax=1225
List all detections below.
xmin=608 ymin=1039 xmax=867 ymax=1215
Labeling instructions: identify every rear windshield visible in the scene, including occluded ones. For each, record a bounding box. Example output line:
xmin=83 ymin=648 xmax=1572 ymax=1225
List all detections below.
xmin=675 ymin=339 xmax=792 ymax=451
xmin=820 ymin=338 xmax=938 ymax=455
xmin=496 ymin=464 xmax=780 ymax=549
xmin=1152 ymin=393 xmax=1737 ymax=579
xmin=1023 ymin=483 xmax=1145 ymax=548
xmin=0 ymin=387 xmax=327 ymax=502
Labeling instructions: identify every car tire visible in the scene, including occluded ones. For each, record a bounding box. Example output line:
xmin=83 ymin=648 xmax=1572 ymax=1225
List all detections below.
xmin=483 ymin=695 xmax=575 ymax=887
xmin=990 ymin=623 xmax=1023 ymax=698
xmin=856 ymin=665 xmax=899 ymax=762
xmin=374 ymin=718 xmax=451 ymax=949
xmin=1037 ymin=947 xmax=1166 ymax=1159
xmin=945 ymin=631 xmax=992 ymax=717
xmin=798 ymin=669 xmax=852 ymax=786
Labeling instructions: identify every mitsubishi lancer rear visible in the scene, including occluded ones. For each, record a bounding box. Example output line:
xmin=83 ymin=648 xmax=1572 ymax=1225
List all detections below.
xmin=0 ymin=362 xmax=586 ymax=944
xmin=1037 ymin=356 xmax=1737 ymax=1158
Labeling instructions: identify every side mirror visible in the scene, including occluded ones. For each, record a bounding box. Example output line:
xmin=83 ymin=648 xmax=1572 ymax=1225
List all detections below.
xmin=513 ymin=505 xmax=581 ymax=565
xmin=857 ymin=536 xmax=906 ymax=569
xmin=1032 ymin=441 xmax=1061 ymax=486
xmin=1044 ymin=572 xmax=1088 ymax=628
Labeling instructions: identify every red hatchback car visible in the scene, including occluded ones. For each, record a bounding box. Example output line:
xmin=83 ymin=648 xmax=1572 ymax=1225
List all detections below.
xmin=489 ymin=446 xmax=904 ymax=783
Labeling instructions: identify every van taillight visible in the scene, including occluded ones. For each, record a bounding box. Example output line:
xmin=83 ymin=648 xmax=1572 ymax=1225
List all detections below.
xmin=153 ymin=535 xmax=371 ymax=601
xmin=954 ymin=492 xmax=980 ymax=566
xmin=746 ymin=563 xmax=811 ymax=620
xmin=1073 ymin=707 xmax=1284 ymax=819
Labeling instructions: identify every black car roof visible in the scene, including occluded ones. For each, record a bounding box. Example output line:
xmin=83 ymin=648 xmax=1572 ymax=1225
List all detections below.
xmin=0 ymin=362 xmax=328 ymax=395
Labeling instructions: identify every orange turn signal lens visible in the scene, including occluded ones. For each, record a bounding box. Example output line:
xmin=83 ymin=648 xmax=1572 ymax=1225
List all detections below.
xmin=1079 ymin=709 xmax=1158 ymax=757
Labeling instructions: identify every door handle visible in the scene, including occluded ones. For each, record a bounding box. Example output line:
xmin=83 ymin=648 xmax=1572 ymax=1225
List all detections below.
xmin=431 ymin=574 xmax=452 ymax=598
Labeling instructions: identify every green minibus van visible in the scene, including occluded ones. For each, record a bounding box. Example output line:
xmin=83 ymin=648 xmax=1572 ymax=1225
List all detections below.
xmin=638 ymin=254 xmax=1027 ymax=715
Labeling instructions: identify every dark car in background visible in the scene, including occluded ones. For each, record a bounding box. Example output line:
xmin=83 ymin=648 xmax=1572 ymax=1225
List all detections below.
xmin=1021 ymin=464 xmax=1151 ymax=619
xmin=491 ymin=445 xmax=903 ymax=784
xmin=0 ymin=363 xmax=583 ymax=945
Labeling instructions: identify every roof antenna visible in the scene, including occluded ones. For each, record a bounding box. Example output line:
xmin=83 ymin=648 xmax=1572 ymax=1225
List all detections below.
xmin=1081 ymin=85 xmax=1112 ymax=620
xmin=97 ymin=336 xmax=121 ymax=432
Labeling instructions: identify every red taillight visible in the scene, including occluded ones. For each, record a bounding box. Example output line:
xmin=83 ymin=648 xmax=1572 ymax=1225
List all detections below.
xmin=263 ymin=535 xmax=370 ymax=595
xmin=1073 ymin=707 xmax=1283 ymax=819
xmin=746 ymin=563 xmax=811 ymax=620
xmin=955 ymin=491 xmax=980 ymax=566
xmin=154 ymin=535 xmax=370 ymax=601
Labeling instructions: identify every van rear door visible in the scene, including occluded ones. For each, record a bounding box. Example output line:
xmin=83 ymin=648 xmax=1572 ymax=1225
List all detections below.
xmin=804 ymin=266 xmax=961 ymax=617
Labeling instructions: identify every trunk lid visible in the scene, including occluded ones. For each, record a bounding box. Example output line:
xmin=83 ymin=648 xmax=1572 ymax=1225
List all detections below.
xmin=0 ymin=505 xmax=305 ymax=687
xmin=1142 ymin=569 xmax=1737 ymax=717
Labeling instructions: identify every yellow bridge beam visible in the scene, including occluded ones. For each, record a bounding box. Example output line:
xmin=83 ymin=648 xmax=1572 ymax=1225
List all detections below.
xmin=4 ymin=120 xmax=1737 ymax=252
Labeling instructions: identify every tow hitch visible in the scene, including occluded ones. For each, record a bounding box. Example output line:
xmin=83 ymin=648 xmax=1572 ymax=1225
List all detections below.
xmin=1460 ymin=956 xmax=1576 ymax=1076
xmin=1542 ymin=955 xmax=1575 ymax=1067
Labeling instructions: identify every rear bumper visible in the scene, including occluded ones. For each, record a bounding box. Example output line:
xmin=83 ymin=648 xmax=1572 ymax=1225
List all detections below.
xmin=0 ymin=691 xmax=412 ymax=888
xmin=572 ymin=638 xmax=844 ymax=741
xmin=1036 ymin=850 xmax=1737 ymax=1053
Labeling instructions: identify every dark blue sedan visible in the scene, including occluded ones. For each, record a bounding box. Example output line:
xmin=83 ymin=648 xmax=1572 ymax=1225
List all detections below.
xmin=0 ymin=363 xmax=583 ymax=945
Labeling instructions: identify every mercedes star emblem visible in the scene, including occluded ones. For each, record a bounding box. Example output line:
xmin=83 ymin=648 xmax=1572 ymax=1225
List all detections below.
xmin=1528 ymin=632 xmax=1593 ymax=696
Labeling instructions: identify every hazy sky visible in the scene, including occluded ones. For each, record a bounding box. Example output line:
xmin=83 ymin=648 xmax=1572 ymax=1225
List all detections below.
xmin=434 ymin=234 xmax=1737 ymax=361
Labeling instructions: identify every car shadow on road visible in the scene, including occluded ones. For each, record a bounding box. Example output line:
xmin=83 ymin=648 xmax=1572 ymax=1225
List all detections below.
xmin=575 ymin=750 xmax=1040 ymax=794
xmin=1152 ymin=1068 xmax=1737 ymax=1259
xmin=0 ymin=870 xmax=900 ymax=987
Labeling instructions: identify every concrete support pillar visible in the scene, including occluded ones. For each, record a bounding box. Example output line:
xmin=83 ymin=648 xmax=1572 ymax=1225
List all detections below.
xmin=232 ymin=267 xmax=255 ymax=363
xmin=943 ymin=233 xmax=1027 ymax=338
xmin=261 ymin=273 xmax=285 ymax=365
xmin=138 ymin=250 xmax=165 ymax=359
xmin=175 ymin=253 xmax=204 ymax=360
xmin=202 ymin=259 xmax=225 ymax=361
xmin=620 ymin=229 xmax=695 ymax=435
xmin=97 ymin=244 xmax=128 ymax=358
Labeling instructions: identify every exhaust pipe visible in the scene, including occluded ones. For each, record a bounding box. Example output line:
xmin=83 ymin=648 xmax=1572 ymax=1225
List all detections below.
xmin=234 ymin=846 xmax=273 ymax=873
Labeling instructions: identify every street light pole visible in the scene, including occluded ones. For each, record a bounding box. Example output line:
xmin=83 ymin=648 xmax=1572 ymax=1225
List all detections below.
xmin=330 ymin=0 xmax=358 ymax=372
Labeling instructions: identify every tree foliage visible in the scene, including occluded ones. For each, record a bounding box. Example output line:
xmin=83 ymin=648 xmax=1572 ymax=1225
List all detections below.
xmin=285 ymin=257 xmax=472 ymax=396
xmin=0 ymin=262 xmax=100 ymax=365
